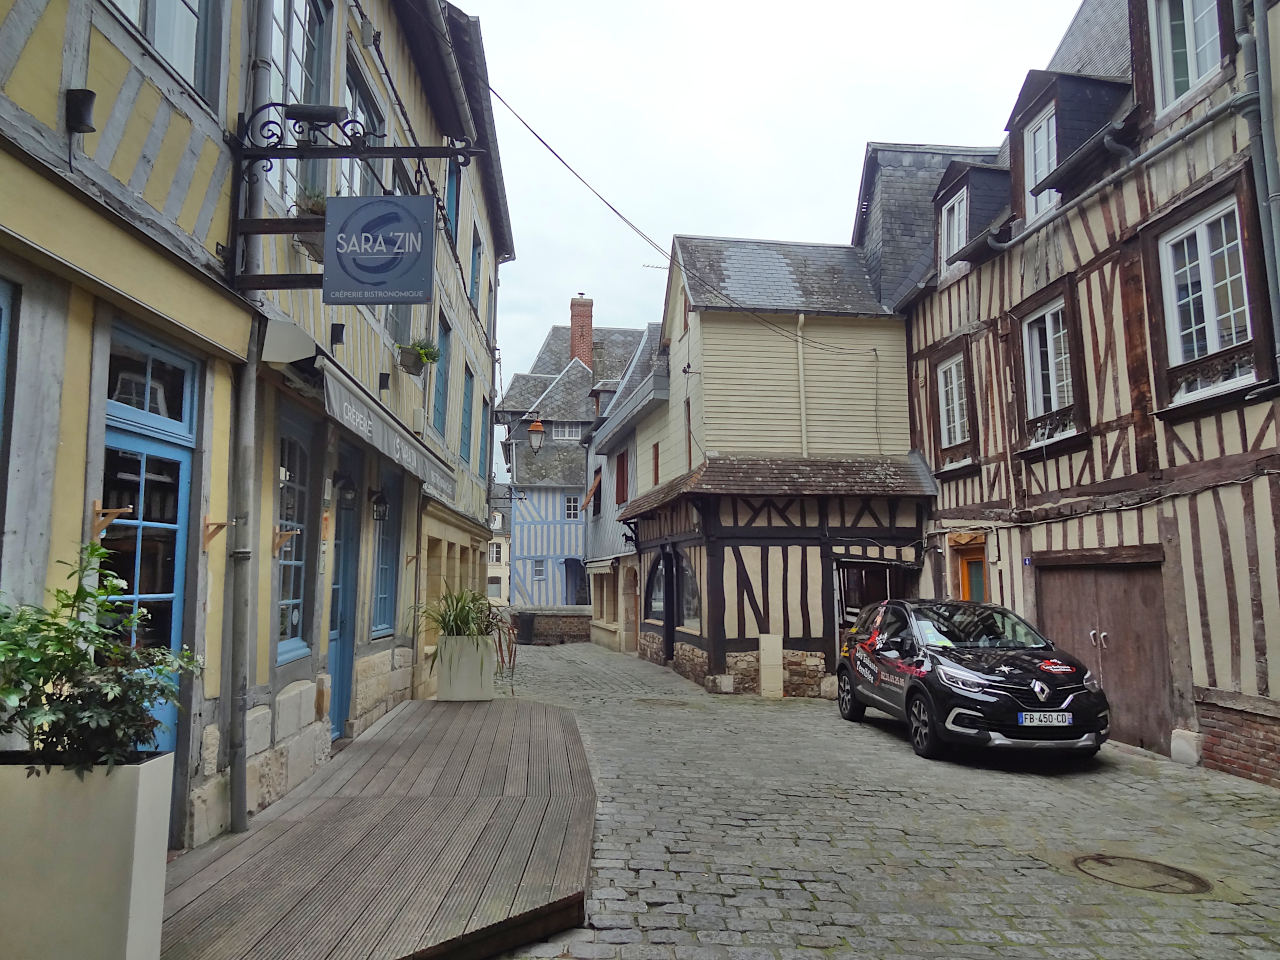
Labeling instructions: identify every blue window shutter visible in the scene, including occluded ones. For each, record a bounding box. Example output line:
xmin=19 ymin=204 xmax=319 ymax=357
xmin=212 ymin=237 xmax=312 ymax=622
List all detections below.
xmin=479 ymin=398 xmax=490 ymax=478
xmin=371 ymin=470 xmax=401 ymax=634
xmin=445 ymin=161 xmax=460 ymax=243
xmin=432 ymin=320 xmax=451 ymax=435
xmin=469 ymin=226 xmax=482 ymax=304
xmin=460 ymin=366 xmax=474 ymax=464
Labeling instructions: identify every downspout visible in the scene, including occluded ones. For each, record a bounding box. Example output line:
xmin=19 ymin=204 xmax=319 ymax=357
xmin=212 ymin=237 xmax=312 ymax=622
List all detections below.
xmin=229 ymin=0 xmax=274 ymax=834
xmin=796 ymin=313 xmax=808 ymax=457
xmin=1249 ymin=0 xmax=1280 ymax=388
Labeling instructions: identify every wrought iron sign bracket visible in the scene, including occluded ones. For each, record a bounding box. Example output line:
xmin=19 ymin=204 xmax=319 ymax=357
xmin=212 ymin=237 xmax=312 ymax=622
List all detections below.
xmin=224 ymin=101 xmax=484 ymax=293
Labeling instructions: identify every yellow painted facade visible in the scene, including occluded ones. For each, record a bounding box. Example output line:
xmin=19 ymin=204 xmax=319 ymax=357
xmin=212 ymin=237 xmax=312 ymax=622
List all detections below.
xmin=0 ymin=0 xmax=511 ymax=848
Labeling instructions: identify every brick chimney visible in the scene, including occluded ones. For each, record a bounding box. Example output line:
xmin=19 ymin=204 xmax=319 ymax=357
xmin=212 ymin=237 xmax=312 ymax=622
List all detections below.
xmin=570 ymin=293 xmax=593 ymax=370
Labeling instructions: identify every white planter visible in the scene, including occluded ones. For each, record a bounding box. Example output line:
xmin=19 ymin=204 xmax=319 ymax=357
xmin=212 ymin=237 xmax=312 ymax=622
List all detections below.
xmin=0 ymin=751 xmax=174 ymax=960
xmin=436 ymin=634 xmax=497 ymax=701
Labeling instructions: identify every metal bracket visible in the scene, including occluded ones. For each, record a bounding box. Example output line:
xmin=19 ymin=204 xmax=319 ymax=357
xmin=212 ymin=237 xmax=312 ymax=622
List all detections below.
xmin=203 ymin=516 xmax=230 ymax=551
xmin=272 ymin=527 xmax=300 ymax=556
xmin=91 ymin=499 xmax=133 ymax=539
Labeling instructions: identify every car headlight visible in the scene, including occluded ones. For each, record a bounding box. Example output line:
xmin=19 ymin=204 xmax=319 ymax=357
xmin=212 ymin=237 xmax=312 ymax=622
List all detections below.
xmin=937 ymin=666 xmax=989 ymax=693
xmin=1083 ymin=670 xmax=1102 ymax=694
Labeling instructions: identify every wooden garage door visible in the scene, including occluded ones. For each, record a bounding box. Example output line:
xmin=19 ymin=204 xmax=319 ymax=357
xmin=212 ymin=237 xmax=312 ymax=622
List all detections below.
xmin=1036 ymin=564 xmax=1173 ymax=756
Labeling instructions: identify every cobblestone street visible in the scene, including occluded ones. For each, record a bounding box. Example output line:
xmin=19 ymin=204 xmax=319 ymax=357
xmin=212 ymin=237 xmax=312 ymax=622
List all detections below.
xmin=497 ymin=644 xmax=1280 ymax=960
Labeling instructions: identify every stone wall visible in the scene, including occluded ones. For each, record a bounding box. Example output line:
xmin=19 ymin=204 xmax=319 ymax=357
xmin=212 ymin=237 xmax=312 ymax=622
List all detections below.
xmin=673 ymin=642 xmax=708 ymax=687
xmin=348 ymin=646 xmax=414 ymax=739
xmin=639 ymin=630 xmax=664 ymax=665
xmin=1199 ymin=702 xmax=1280 ymax=788
xmin=513 ymin=606 xmax=592 ymax=644
xmin=709 ymin=649 xmax=834 ymax=699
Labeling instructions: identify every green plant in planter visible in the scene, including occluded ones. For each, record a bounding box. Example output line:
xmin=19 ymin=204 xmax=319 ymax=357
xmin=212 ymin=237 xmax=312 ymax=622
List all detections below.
xmin=0 ymin=542 xmax=201 ymax=777
xmin=408 ymin=588 xmax=500 ymax=671
xmin=399 ymin=337 xmax=441 ymax=367
xmin=295 ymin=184 xmax=327 ymax=216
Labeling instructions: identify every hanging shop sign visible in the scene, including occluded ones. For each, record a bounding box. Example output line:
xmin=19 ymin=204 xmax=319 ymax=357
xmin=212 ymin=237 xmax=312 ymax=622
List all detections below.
xmin=323 ymin=195 xmax=435 ymax=305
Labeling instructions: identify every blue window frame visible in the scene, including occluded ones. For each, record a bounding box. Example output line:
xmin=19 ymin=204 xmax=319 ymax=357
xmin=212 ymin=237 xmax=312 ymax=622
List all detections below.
xmin=371 ymin=468 xmax=402 ymax=635
xmin=444 ymin=159 xmax=460 ymax=243
xmin=276 ymin=410 xmax=313 ymax=664
xmin=469 ymin=223 xmax=483 ymax=305
xmin=0 ymin=277 xmax=13 ymax=470
xmin=100 ymin=327 xmax=199 ymax=751
xmin=460 ymin=365 xmax=474 ymax=464
xmin=432 ymin=317 xmax=451 ymax=435
xmin=478 ymin=397 xmax=489 ymax=478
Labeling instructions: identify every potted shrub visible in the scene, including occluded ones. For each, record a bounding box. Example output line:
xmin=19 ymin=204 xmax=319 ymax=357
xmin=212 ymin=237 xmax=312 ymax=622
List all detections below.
xmin=411 ymin=589 xmax=498 ymax=701
xmin=294 ymin=185 xmax=327 ymax=262
xmin=0 ymin=543 xmax=200 ymax=960
xmin=397 ymin=337 xmax=441 ymax=377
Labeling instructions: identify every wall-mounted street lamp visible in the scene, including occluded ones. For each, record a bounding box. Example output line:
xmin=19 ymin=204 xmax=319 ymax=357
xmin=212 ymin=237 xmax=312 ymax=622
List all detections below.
xmin=332 ymin=471 xmax=359 ymax=509
xmin=527 ymin=419 xmax=545 ymax=455
xmin=368 ymin=488 xmax=390 ymax=522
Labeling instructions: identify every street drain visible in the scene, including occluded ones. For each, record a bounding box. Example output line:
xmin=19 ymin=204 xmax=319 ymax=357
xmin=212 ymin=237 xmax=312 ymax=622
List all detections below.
xmin=635 ymin=697 xmax=692 ymax=708
xmin=1072 ymin=854 xmax=1212 ymax=894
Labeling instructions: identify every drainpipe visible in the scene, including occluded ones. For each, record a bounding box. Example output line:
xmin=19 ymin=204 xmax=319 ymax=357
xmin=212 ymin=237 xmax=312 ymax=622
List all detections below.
xmin=229 ymin=0 xmax=275 ymax=835
xmin=1249 ymin=0 xmax=1280 ymax=388
xmin=796 ymin=313 xmax=808 ymax=457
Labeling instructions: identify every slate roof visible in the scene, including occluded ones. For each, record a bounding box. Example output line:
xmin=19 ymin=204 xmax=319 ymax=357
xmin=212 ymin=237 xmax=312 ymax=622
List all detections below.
xmin=496 ymin=372 xmax=554 ymax=415
xmin=527 ymin=358 xmax=594 ymax=422
xmin=509 ymin=436 xmax=586 ymax=487
xmin=1046 ymin=0 xmax=1132 ymax=80
xmin=851 ymin=144 xmax=1001 ymax=309
xmin=526 ymin=325 xmax=646 ymax=381
xmin=673 ymin=236 xmax=888 ymax=317
xmin=618 ymin=455 xmax=938 ymax=520
xmin=604 ymin=323 xmax=665 ymax=418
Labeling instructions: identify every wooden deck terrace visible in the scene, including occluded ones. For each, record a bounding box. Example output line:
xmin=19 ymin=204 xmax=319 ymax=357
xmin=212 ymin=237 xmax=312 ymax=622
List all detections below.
xmin=161 ymin=699 xmax=596 ymax=960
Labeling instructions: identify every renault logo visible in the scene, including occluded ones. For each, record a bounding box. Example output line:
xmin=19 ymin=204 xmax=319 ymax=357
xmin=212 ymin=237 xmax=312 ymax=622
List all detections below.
xmin=1032 ymin=680 xmax=1051 ymax=702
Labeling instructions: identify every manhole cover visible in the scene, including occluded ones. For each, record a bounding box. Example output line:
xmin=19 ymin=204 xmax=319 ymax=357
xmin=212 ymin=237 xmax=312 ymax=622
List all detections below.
xmin=1072 ymin=855 xmax=1211 ymax=894
xmin=635 ymin=698 xmax=690 ymax=708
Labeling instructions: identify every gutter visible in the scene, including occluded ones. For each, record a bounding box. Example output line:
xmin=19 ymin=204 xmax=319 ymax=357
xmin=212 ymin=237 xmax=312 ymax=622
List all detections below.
xmin=797 ymin=313 xmax=809 ymax=457
xmin=427 ymin=1 xmax=478 ymax=144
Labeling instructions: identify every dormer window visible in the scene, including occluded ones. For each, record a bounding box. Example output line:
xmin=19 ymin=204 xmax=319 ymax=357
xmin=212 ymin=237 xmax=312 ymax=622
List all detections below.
xmin=1151 ymin=0 xmax=1221 ymax=111
xmin=939 ymin=189 xmax=967 ymax=269
xmin=1024 ymin=103 xmax=1058 ymax=220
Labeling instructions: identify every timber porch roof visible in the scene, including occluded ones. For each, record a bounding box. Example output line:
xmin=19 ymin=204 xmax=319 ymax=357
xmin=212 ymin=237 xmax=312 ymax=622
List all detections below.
xmin=618 ymin=454 xmax=938 ymax=521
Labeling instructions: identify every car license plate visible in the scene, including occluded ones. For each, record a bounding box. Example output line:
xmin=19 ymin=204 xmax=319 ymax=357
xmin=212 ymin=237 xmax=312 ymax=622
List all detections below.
xmin=1018 ymin=712 xmax=1072 ymax=726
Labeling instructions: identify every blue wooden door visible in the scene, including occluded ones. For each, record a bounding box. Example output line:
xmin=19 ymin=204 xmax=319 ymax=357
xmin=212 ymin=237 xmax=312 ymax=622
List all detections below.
xmin=329 ymin=446 xmax=361 ymax=739
xmin=100 ymin=430 xmax=192 ymax=750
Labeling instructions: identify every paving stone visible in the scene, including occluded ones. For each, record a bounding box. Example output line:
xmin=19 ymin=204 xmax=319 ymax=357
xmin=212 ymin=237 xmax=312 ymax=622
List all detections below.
xmin=491 ymin=645 xmax=1280 ymax=960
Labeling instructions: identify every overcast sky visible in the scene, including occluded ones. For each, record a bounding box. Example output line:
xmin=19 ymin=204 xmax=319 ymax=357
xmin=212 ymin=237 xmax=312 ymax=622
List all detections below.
xmin=464 ymin=0 xmax=1086 ymax=473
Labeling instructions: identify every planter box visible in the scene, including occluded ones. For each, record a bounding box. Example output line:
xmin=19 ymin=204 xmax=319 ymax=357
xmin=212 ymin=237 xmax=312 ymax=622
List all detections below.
xmin=0 ymin=752 xmax=173 ymax=960
xmin=436 ymin=634 xmax=496 ymax=701
xmin=295 ymin=231 xmax=324 ymax=262
xmin=398 ymin=345 xmax=426 ymax=376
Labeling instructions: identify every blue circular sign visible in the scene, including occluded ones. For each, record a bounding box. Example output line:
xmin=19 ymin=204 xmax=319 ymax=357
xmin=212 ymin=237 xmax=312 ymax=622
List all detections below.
xmin=329 ymin=196 xmax=431 ymax=294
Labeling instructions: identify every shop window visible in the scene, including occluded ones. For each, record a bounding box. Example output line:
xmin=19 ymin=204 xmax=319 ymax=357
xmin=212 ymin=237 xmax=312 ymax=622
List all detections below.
xmin=643 ymin=556 xmax=666 ymax=620
xmin=371 ymin=469 xmax=402 ymax=635
xmin=276 ymin=414 xmax=313 ymax=664
xmin=676 ymin=550 xmax=701 ymax=633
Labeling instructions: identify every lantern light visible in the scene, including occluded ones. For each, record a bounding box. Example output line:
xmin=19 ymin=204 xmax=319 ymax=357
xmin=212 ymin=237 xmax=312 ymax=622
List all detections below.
xmin=527 ymin=418 xmax=545 ymax=455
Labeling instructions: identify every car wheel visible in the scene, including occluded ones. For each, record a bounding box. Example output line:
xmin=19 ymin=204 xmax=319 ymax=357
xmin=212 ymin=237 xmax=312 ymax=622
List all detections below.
xmin=908 ymin=694 xmax=945 ymax=759
xmin=838 ymin=669 xmax=865 ymax=722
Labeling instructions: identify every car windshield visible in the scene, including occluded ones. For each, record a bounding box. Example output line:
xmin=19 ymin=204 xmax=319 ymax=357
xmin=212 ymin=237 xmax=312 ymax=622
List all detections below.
xmin=911 ymin=604 xmax=1050 ymax=650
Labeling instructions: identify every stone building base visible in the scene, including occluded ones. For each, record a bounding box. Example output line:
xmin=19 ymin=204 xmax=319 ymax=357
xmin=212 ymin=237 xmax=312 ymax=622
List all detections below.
xmin=673 ymin=642 xmax=708 ymax=687
xmin=639 ymin=631 xmax=664 ymax=665
xmin=707 ymin=650 xmax=834 ymax=699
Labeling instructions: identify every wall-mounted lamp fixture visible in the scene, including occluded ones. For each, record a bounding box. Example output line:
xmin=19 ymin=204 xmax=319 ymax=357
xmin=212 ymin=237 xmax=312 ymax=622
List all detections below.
xmin=66 ymin=88 xmax=96 ymax=133
xmin=332 ymin=471 xmax=359 ymax=509
xmin=284 ymin=103 xmax=348 ymax=126
xmin=527 ymin=418 xmax=545 ymax=455
xmin=330 ymin=322 xmax=345 ymax=347
xmin=368 ymin=488 xmax=390 ymax=522
xmin=378 ymin=371 xmax=391 ymax=393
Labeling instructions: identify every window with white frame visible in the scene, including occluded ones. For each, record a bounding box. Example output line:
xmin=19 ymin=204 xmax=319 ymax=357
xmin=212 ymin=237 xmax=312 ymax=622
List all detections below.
xmin=340 ymin=60 xmax=384 ymax=197
xmin=1023 ymin=103 xmax=1058 ymax=220
xmin=551 ymin=421 xmax=581 ymax=440
xmin=939 ymin=189 xmax=967 ymax=268
xmin=1151 ymin=0 xmax=1221 ymax=110
xmin=1159 ymin=197 xmax=1255 ymax=398
xmin=267 ymin=0 xmax=330 ymax=200
xmin=532 ymin=559 xmax=546 ymax=581
xmin=938 ymin=354 xmax=970 ymax=449
xmin=111 ymin=0 xmax=219 ymax=101
xmin=488 ymin=541 xmax=502 ymax=564
xmin=564 ymin=496 xmax=581 ymax=520
xmin=1024 ymin=299 xmax=1075 ymax=422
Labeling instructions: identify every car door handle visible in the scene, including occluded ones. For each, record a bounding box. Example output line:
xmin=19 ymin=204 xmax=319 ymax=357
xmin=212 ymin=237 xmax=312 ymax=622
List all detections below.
xmin=1099 ymin=631 xmax=1109 ymax=649
xmin=1089 ymin=629 xmax=1098 ymax=647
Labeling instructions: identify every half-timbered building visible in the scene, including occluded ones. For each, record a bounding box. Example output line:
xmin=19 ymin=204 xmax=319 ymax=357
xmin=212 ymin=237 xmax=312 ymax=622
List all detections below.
xmin=616 ymin=236 xmax=937 ymax=695
xmin=867 ymin=0 xmax=1280 ymax=784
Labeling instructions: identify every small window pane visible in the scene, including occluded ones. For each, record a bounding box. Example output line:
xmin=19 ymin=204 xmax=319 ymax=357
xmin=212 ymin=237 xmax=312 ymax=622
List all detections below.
xmin=102 ymin=527 xmax=139 ymax=595
xmin=138 ymin=528 xmax=178 ymax=595
xmin=152 ymin=3 xmax=199 ymax=84
xmin=142 ymin=454 xmax=182 ymax=523
xmin=103 ymin=448 xmax=142 ymax=517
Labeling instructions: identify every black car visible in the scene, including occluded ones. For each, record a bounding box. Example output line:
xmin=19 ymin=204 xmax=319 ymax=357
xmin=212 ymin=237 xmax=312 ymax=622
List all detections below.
xmin=836 ymin=599 xmax=1109 ymax=758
